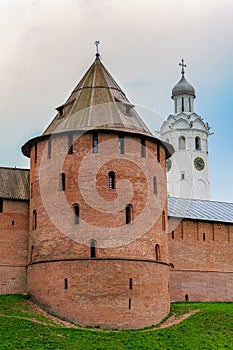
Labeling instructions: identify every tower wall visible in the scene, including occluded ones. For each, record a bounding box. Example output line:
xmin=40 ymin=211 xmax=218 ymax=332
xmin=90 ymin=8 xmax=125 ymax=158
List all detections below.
xmin=27 ymin=131 xmax=170 ymax=329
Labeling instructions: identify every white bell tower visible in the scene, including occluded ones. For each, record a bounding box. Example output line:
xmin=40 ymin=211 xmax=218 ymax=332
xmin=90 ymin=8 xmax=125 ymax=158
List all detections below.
xmin=160 ymin=59 xmax=211 ymax=200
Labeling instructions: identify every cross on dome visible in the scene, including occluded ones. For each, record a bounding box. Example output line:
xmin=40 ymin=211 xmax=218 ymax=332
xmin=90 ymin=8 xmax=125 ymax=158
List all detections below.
xmin=94 ymin=40 xmax=100 ymax=59
xmin=179 ymin=59 xmax=186 ymax=75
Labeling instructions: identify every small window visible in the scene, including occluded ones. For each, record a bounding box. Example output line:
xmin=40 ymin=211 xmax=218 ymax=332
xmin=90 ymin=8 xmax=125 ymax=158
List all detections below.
xmin=141 ymin=137 xmax=146 ymax=158
xmin=179 ymin=136 xmax=186 ymax=150
xmin=73 ymin=204 xmax=79 ymax=225
xmin=195 ymin=136 xmax=201 ymax=150
xmin=128 ymin=298 xmax=131 ymax=310
xmin=181 ymin=172 xmax=185 ymax=180
xmin=126 ymin=204 xmax=132 ymax=224
xmin=57 ymin=106 xmax=64 ymax=118
xmin=64 ymin=278 xmax=68 ymax=290
xmin=108 ymin=172 xmax=115 ymax=189
xmin=181 ymin=97 xmax=184 ymax=112
xmin=203 ymin=233 xmax=206 ymax=241
xmin=33 ymin=209 xmax=37 ymax=230
xmin=12 ymin=220 xmax=15 ymax=226
xmin=34 ymin=143 xmax=37 ymax=163
xmin=93 ymin=132 xmax=98 ymax=153
xmin=153 ymin=176 xmax=157 ymax=195
xmin=31 ymin=183 xmax=33 ymax=198
xmin=171 ymin=231 xmax=175 ymax=239
xmin=155 ymin=244 xmax=160 ymax=261
xmin=129 ymin=278 xmax=133 ymax=290
xmin=68 ymin=134 xmax=73 ymax=154
xmin=162 ymin=211 xmax=166 ymax=230
xmin=0 ymin=198 xmax=3 ymax=213
xmin=90 ymin=239 xmax=96 ymax=258
xmin=189 ymin=97 xmax=191 ymax=112
xmin=48 ymin=138 xmax=52 ymax=159
xmin=118 ymin=134 xmax=124 ymax=154
xmin=157 ymin=143 xmax=160 ymax=163
xmin=175 ymin=99 xmax=177 ymax=113
xmin=60 ymin=173 xmax=66 ymax=191
xmin=185 ymin=294 xmax=189 ymax=302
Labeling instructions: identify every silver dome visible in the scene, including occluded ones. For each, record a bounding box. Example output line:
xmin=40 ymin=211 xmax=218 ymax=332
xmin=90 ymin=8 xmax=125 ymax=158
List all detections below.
xmin=172 ymin=75 xmax=195 ymax=98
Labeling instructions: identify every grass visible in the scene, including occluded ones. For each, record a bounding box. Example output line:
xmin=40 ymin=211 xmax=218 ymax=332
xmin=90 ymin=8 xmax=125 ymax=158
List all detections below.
xmin=0 ymin=295 xmax=232 ymax=349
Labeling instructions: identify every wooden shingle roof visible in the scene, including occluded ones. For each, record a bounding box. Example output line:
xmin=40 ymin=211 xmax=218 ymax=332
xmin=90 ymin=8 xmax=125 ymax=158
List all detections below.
xmin=0 ymin=167 xmax=29 ymax=200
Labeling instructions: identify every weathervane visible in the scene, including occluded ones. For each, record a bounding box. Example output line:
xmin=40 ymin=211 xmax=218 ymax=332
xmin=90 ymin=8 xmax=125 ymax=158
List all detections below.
xmin=179 ymin=58 xmax=186 ymax=75
xmin=94 ymin=40 xmax=100 ymax=55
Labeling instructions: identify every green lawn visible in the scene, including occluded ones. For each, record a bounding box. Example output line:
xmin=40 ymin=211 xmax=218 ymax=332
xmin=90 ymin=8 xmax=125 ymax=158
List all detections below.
xmin=0 ymin=295 xmax=232 ymax=349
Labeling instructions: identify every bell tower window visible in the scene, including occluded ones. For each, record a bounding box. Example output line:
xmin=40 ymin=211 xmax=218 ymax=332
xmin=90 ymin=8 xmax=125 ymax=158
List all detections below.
xmin=126 ymin=204 xmax=132 ymax=224
xmin=195 ymin=136 xmax=201 ymax=150
xmin=108 ymin=172 xmax=115 ymax=189
xmin=179 ymin=136 xmax=186 ymax=150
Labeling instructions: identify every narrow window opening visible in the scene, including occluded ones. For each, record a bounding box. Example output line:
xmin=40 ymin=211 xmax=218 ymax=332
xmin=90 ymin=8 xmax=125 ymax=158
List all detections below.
xmin=126 ymin=204 xmax=132 ymax=224
xmin=128 ymin=298 xmax=131 ymax=310
xmin=181 ymin=97 xmax=184 ymax=112
xmin=30 ymin=245 xmax=34 ymax=263
xmin=93 ymin=132 xmax=98 ymax=153
xmin=108 ymin=172 xmax=115 ymax=189
xmin=175 ymin=98 xmax=177 ymax=113
xmin=189 ymin=97 xmax=191 ymax=112
xmin=162 ymin=211 xmax=166 ymax=231
xmin=34 ymin=143 xmax=37 ymax=163
xmin=228 ymin=225 xmax=230 ymax=242
xmin=185 ymin=294 xmax=189 ymax=302
xmin=68 ymin=134 xmax=73 ymax=154
xmin=90 ymin=239 xmax=96 ymax=258
xmin=181 ymin=172 xmax=185 ymax=180
xmin=157 ymin=143 xmax=160 ymax=163
xmin=155 ymin=244 xmax=160 ymax=261
xmin=33 ymin=209 xmax=37 ymax=230
xmin=31 ymin=183 xmax=33 ymax=198
xmin=48 ymin=138 xmax=51 ymax=159
xmin=73 ymin=204 xmax=79 ymax=225
xmin=179 ymin=136 xmax=186 ymax=150
xmin=171 ymin=231 xmax=175 ymax=239
xmin=118 ymin=134 xmax=124 ymax=154
xmin=195 ymin=136 xmax=201 ymax=150
xmin=203 ymin=233 xmax=206 ymax=241
xmin=153 ymin=176 xmax=157 ymax=195
xmin=129 ymin=278 xmax=133 ymax=290
xmin=12 ymin=220 xmax=15 ymax=226
xmin=60 ymin=173 xmax=66 ymax=191
xmin=0 ymin=198 xmax=3 ymax=213
xmin=64 ymin=278 xmax=68 ymax=290
xmin=141 ymin=137 xmax=146 ymax=158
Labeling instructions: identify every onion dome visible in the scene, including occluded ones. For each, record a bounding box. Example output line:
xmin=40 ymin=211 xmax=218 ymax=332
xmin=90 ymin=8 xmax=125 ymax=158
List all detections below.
xmin=172 ymin=75 xmax=195 ymax=98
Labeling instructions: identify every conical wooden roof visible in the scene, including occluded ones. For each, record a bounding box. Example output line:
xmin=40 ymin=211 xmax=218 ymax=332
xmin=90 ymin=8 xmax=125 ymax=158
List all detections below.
xmin=43 ymin=54 xmax=152 ymax=137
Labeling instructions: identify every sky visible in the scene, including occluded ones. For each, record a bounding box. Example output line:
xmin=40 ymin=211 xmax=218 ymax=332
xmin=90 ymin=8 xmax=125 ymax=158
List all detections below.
xmin=0 ymin=0 xmax=233 ymax=202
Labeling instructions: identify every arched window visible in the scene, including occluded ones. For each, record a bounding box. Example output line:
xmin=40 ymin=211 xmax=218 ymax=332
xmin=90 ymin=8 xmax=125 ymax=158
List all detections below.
xmin=126 ymin=204 xmax=132 ymax=224
xmin=195 ymin=136 xmax=201 ymax=150
xmin=179 ymin=136 xmax=186 ymax=150
xmin=189 ymin=97 xmax=191 ymax=112
xmin=118 ymin=134 xmax=124 ymax=154
xmin=90 ymin=239 xmax=96 ymax=258
xmin=73 ymin=204 xmax=79 ymax=225
xmin=155 ymin=244 xmax=160 ymax=261
xmin=48 ymin=138 xmax=51 ymax=159
xmin=68 ymin=134 xmax=73 ymax=154
xmin=162 ymin=211 xmax=166 ymax=231
xmin=181 ymin=97 xmax=184 ymax=112
xmin=33 ymin=209 xmax=37 ymax=230
xmin=108 ymin=172 xmax=115 ymax=189
xmin=153 ymin=176 xmax=157 ymax=195
xmin=60 ymin=173 xmax=65 ymax=191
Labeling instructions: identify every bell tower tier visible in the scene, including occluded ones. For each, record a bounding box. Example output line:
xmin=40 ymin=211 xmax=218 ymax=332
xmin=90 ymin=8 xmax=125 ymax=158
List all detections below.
xmin=160 ymin=59 xmax=211 ymax=200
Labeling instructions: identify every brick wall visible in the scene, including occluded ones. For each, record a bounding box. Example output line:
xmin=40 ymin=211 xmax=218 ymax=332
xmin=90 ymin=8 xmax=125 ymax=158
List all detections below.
xmin=168 ymin=218 xmax=233 ymax=301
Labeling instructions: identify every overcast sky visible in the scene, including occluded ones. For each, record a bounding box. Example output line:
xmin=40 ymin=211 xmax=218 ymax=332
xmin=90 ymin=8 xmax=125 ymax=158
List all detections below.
xmin=0 ymin=0 xmax=233 ymax=202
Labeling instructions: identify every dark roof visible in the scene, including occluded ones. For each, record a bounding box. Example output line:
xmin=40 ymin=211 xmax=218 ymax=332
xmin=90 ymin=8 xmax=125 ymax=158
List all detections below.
xmin=172 ymin=74 xmax=195 ymax=98
xmin=168 ymin=197 xmax=233 ymax=224
xmin=0 ymin=167 xmax=29 ymax=201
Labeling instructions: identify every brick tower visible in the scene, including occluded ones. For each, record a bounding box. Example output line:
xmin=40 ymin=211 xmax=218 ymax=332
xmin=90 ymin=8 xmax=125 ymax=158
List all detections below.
xmin=22 ymin=51 xmax=173 ymax=329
